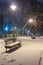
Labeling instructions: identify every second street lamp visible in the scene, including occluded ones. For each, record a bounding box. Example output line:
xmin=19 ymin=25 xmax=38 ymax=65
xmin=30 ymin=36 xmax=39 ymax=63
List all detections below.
xmin=28 ymin=18 xmax=33 ymax=23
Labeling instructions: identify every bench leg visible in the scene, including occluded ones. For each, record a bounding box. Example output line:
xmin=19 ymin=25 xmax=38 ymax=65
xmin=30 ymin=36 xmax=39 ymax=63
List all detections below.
xmin=18 ymin=43 xmax=21 ymax=47
xmin=6 ymin=48 xmax=7 ymax=52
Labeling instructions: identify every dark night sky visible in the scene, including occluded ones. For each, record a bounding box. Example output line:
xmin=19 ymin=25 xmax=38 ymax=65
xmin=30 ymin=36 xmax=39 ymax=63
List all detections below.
xmin=0 ymin=0 xmax=43 ymax=33
xmin=0 ymin=0 xmax=43 ymax=3
xmin=38 ymin=0 xmax=43 ymax=2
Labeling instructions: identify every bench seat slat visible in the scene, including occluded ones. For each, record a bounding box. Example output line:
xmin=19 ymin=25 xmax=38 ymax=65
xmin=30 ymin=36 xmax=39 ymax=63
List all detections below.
xmin=5 ymin=42 xmax=21 ymax=48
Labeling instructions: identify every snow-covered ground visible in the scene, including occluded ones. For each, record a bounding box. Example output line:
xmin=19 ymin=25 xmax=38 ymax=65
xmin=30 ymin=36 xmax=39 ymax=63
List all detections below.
xmin=0 ymin=36 xmax=43 ymax=65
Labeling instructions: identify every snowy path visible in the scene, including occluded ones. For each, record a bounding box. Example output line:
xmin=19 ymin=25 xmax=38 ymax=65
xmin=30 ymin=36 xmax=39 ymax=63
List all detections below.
xmin=0 ymin=37 xmax=43 ymax=65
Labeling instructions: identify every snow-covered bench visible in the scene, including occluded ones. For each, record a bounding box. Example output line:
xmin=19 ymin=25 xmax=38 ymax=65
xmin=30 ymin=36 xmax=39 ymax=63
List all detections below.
xmin=4 ymin=37 xmax=21 ymax=52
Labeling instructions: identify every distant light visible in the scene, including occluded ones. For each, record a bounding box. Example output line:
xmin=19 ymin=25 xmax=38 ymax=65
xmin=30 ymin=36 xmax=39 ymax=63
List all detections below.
xmin=10 ymin=5 xmax=16 ymax=10
xmin=29 ymin=18 xmax=33 ymax=23
xmin=5 ymin=27 xmax=8 ymax=31
xmin=4 ymin=26 xmax=9 ymax=32
xmin=14 ymin=26 xmax=16 ymax=30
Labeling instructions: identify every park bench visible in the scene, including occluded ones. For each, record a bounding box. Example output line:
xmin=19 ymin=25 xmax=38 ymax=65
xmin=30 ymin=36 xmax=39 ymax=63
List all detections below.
xmin=4 ymin=37 xmax=21 ymax=52
xmin=31 ymin=35 xmax=36 ymax=39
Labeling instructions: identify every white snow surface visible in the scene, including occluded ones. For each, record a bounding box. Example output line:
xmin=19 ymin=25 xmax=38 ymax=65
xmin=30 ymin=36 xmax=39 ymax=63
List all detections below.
xmin=0 ymin=36 xmax=43 ymax=65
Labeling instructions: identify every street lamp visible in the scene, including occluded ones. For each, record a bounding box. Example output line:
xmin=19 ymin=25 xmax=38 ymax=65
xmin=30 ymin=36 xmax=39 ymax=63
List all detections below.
xmin=20 ymin=18 xmax=33 ymax=36
xmin=10 ymin=4 xmax=17 ymax=37
xmin=28 ymin=18 xmax=33 ymax=35
xmin=10 ymin=5 xmax=16 ymax=11
xmin=22 ymin=18 xmax=33 ymax=30
xmin=28 ymin=18 xmax=33 ymax=23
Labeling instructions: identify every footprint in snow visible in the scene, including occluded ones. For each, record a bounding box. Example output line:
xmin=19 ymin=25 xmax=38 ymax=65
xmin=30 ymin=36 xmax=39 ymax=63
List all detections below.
xmin=19 ymin=63 xmax=22 ymax=65
xmin=2 ymin=58 xmax=6 ymax=60
xmin=6 ymin=55 xmax=8 ymax=56
xmin=7 ymin=59 xmax=14 ymax=63
xmin=1 ymin=64 xmax=4 ymax=65
xmin=1 ymin=52 xmax=4 ymax=54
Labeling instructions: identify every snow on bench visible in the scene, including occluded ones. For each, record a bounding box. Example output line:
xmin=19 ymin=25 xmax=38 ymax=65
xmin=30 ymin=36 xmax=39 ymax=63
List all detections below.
xmin=4 ymin=37 xmax=21 ymax=52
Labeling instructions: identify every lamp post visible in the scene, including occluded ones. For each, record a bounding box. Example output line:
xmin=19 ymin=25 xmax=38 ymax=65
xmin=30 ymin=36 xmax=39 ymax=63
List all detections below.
xmin=28 ymin=18 xmax=33 ymax=34
xmin=10 ymin=4 xmax=17 ymax=37
xmin=20 ymin=18 xmax=33 ymax=35
xmin=22 ymin=18 xmax=33 ymax=30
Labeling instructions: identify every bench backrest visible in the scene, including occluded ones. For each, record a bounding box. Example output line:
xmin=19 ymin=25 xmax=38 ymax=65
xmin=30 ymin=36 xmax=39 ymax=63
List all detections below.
xmin=4 ymin=37 xmax=17 ymax=45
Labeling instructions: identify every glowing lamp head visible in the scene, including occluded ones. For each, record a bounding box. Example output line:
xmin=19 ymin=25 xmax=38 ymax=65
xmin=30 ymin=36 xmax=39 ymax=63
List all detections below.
xmin=10 ymin=5 xmax=16 ymax=10
xmin=29 ymin=19 xmax=33 ymax=23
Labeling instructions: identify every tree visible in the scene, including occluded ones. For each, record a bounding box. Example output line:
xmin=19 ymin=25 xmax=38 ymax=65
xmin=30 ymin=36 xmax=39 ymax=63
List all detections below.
xmin=0 ymin=14 xmax=4 ymax=31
